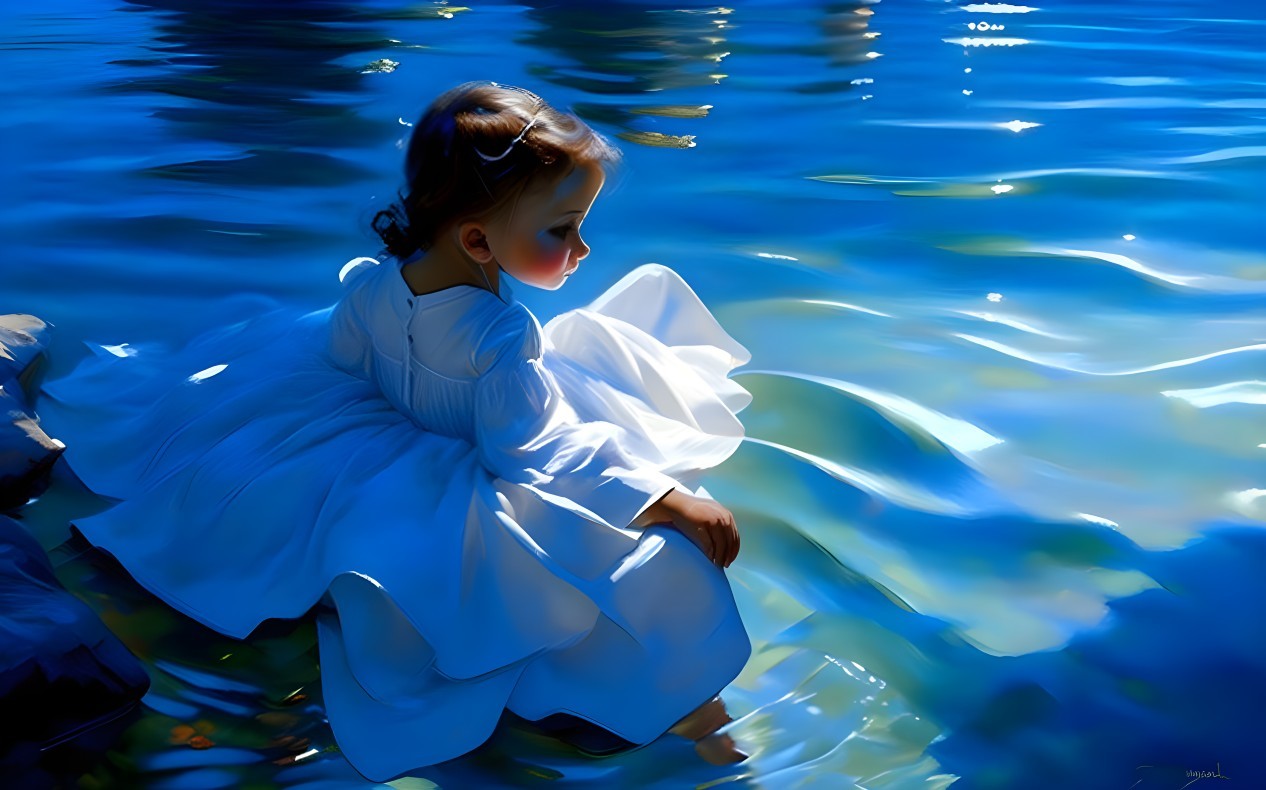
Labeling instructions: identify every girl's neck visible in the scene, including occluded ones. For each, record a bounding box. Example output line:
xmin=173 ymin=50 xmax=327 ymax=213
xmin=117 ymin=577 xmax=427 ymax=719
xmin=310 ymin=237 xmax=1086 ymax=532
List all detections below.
xmin=400 ymin=239 xmax=501 ymax=299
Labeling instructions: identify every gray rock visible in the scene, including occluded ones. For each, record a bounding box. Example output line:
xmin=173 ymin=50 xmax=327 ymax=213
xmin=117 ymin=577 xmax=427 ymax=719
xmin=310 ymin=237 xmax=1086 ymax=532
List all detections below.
xmin=0 ymin=314 xmax=52 ymax=407
xmin=0 ymin=315 xmax=62 ymax=511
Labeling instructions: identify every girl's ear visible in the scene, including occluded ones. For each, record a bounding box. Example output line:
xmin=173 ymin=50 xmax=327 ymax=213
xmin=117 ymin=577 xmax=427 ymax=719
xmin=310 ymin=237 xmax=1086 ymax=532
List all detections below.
xmin=457 ymin=220 xmax=495 ymax=264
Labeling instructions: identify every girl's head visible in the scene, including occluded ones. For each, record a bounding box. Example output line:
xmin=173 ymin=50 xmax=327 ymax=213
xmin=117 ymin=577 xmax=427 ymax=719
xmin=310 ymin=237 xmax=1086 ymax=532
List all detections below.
xmin=372 ymin=81 xmax=623 ymax=290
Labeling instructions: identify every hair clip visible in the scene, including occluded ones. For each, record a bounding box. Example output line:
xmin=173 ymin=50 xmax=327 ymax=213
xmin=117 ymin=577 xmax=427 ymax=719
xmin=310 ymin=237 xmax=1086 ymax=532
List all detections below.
xmin=474 ymin=82 xmax=543 ymax=162
xmin=474 ymin=115 xmax=538 ymax=162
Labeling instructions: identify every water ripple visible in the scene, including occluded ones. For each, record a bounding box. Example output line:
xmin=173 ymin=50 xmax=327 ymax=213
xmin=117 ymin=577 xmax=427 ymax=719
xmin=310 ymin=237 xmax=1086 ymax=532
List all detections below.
xmin=742 ymin=436 xmax=975 ymax=516
xmin=949 ymin=309 xmax=1081 ymax=341
xmin=1156 ymin=146 xmax=1266 ymax=165
xmin=955 ymin=334 xmax=1266 ymax=376
xmin=1161 ymin=381 xmax=1266 ymax=408
xmin=1024 ymin=246 xmax=1266 ymax=293
xmin=801 ymin=299 xmax=893 ymax=318
xmin=736 ymin=368 xmax=1004 ymax=455
xmin=981 ymin=97 xmax=1266 ymax=110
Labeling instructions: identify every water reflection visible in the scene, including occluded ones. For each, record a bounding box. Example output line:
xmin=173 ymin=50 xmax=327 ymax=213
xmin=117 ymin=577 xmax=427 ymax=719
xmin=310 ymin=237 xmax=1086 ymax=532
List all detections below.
xmin=513 ymin=2 xmax=732 ymax=148
xmin=520 ymin=2 xmax=733 ymax=95
xmin=515 ymin=1 xmax=882 ymax=143
xmin=116 ymin=0 xmax=394 ymax=184
xmin=805 ymin=2 xmax=885 ymax=92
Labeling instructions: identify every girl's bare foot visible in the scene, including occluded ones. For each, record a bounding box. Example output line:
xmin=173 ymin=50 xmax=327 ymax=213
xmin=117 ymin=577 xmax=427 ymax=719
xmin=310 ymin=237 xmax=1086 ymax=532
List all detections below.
xmin=669 ymin=696 xmax=729 ymax=740
xmin=695 ymin=731 xmax=749 ymax=765
xmin=668 ymin=696 xmax=749 ymax=764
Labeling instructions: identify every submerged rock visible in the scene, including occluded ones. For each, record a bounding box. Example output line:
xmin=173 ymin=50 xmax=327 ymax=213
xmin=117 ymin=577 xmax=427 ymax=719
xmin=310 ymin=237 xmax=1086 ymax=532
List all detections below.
xmin=0 ymin=515 xmax=151 ymax=761
xmin=0 ymin=314 xmax=51 ymax=386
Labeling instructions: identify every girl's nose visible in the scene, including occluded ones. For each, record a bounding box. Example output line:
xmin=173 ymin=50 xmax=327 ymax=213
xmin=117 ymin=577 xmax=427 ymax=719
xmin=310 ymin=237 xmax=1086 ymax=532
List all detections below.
xmin=576 ymin=237 xmax=591 ymax=260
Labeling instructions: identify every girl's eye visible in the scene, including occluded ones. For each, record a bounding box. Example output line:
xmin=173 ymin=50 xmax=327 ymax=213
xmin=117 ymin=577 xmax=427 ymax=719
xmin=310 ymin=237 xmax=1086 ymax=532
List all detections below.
xmin=550 ymin=224 xmax=578 ymax=239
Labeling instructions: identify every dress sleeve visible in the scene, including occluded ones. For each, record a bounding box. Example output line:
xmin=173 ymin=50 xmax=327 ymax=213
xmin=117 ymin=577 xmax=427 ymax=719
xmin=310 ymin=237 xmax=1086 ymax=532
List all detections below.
xmin=473 ymin=307 xmax=682 ymax=530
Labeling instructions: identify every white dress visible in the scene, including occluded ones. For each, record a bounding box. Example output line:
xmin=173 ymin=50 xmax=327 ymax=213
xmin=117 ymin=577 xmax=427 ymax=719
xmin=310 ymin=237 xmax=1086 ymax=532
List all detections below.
xmin=36 ymin=255 xmax=754 ymax=782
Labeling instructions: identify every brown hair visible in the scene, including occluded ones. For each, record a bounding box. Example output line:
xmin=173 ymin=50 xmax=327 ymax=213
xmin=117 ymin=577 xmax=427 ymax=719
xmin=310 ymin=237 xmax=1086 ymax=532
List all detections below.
xmin=371 ymin=81 xmax=624 ymax=259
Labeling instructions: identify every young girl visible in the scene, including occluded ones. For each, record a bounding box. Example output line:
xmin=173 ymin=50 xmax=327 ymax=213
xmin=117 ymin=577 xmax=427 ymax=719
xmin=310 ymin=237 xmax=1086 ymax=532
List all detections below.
xmin=37 ymin=80 xmax=755 ymax=782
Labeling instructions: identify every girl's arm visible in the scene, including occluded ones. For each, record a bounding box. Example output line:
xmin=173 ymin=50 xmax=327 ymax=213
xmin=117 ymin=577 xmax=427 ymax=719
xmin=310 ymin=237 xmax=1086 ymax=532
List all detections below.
xmin=631 ymin=488 xmax=739 ymax=569
xmin=632 ymin=488 xmax=680 ymax=527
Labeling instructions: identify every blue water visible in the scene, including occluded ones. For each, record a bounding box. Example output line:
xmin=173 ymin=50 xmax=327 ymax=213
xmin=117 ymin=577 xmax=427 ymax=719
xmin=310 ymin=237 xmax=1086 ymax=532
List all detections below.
xmin=5 ymin=0 xmax=1264 ymax=788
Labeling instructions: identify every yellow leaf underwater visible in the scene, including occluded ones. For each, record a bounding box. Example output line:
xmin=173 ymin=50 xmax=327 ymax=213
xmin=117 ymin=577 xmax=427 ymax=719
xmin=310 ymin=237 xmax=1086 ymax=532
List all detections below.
xmin=630 ymin=104 xmax=714 ymax=119
xmin=616 ymin=131 xmax=698 ymax=148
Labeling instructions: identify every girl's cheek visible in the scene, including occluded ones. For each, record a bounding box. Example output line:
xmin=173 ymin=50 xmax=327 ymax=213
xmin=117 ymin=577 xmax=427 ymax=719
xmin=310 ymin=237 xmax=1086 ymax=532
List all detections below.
xmin=530 ymin=239 xmax=570 ymax=274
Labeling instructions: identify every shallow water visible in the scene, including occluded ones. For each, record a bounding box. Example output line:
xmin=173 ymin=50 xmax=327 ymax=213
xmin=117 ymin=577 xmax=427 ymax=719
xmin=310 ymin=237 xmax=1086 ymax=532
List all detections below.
xmin=4 ymin=0 xmax=1264 ymax=788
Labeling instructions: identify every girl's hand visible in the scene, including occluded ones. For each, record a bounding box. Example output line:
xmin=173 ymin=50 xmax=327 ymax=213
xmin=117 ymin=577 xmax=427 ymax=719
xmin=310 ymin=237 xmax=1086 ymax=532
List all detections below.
xmin=638 ymin=489 xmax=739 ymax=568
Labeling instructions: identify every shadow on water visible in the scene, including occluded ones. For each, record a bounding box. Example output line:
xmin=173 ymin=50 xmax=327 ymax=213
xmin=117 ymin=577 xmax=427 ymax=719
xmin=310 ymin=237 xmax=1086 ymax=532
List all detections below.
xmin=81 ymin=0 xmax=391 ymax=269
xmin=114 ymin=0 xmax=393 ymax=159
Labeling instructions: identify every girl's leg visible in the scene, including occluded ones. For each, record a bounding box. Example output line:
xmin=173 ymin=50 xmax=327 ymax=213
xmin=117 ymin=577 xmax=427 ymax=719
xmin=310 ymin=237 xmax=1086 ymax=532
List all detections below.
xmin=668 ymin=695 xmax=748 ymax=765
xmin=504 ymin=526 xmax=751 ymax=760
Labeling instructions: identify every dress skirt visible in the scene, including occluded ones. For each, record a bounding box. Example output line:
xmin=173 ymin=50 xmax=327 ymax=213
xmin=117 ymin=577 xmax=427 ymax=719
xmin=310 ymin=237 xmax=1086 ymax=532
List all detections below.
xmin=35 ymin=263 xmax=754 ymax=781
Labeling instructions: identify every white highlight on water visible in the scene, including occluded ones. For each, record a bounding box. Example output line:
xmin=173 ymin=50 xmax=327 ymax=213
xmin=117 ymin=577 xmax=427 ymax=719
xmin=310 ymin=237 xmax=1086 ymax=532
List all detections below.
xmin=955 ymin=310 xmax=1078 ymax=341
xmin=1227 ymin=489 xmax=1266 ymax=519
xmin=802 ymin=299 xmax=892 ymax=318
xmin=944 ymin=37 xmax=1030 ymax=47
xmin=101 ymin=343 xmax=137 ymax=358
xmin=1161 ymin=381 xmax=1266 ymax=408
xmin=960 ymin=3 xmax=1037 ymax=12
xmin=999 ymin=120 xmax=1040 ymax=132
xmin=188 ymin=364 xmax=227 ymax=383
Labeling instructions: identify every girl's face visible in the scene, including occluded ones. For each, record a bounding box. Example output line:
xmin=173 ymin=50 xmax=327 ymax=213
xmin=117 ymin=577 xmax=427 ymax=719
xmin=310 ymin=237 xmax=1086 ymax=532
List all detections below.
xmin=484 ymin=162 xmax=604 ymax=290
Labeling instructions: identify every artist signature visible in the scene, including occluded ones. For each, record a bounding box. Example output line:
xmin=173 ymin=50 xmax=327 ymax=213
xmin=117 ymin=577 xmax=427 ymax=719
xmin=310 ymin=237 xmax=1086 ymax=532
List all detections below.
xmin=1131 ymin=761 xmax=1231 ymax=789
